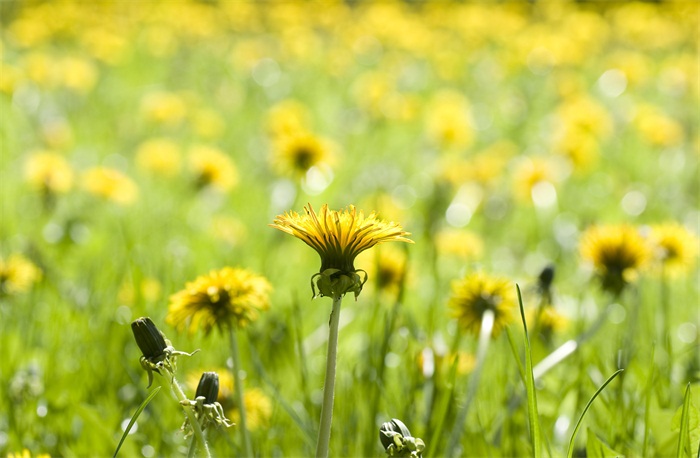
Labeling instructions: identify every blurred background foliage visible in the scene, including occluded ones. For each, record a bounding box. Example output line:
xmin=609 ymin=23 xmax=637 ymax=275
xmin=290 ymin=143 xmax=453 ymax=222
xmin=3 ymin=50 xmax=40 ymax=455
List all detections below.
xmin=0 ymin=0 xmax=698 ymax=456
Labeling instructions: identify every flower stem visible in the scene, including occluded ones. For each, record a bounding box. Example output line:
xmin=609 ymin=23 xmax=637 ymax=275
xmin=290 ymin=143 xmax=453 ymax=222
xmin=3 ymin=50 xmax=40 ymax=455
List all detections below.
xmin=316 ymin=296 xmax=343 ymax=458
xmin=229 ymin=326 xmax=254 ymax=457
xmin=446 ymin=309 xmax=495 ymax=456
xmin=168 ymin=376 xmax=211 ymax=458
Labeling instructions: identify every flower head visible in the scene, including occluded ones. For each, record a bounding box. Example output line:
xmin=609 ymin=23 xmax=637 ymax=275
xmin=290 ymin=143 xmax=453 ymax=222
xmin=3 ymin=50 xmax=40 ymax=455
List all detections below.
xmin=180 ymin=371 xmax=233 ymax=435
xmin=82 ymin=167 xmax=138 ymax=206
xmin=24 ymin=151 xmax=74 ymax=195
xmin=271 ymin=204 xmax=413 ymax=299
xmin=188 ymin=145 xmax=238 ymax=192
xmin=0 ymin=254 xmax=42 ymax=296
xmin=271 ymin=131 xmax=334 ymax=178
xmin=449 ymin=272 xmax=516 ymax=337
xmin=580 ymin=224 xmax=651 ymax=295
xmin=167 ymin=267 xmax=272 ymax=335
xmin=648 ymin=223 xmax=699 ymax=276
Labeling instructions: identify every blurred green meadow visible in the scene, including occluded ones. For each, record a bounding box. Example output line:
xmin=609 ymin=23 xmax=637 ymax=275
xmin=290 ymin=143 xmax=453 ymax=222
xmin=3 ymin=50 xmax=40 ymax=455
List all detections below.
xmin=1 ymin=0 xmax=699 ymax=456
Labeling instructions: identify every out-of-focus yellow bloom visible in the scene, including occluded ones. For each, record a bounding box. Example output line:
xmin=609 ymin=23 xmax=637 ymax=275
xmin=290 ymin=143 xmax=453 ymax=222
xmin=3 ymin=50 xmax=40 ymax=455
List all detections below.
xmin=141 ymin=25 xmax=179 ymax=58
xmin=648 ymin=223 xmax=699 ymax=276
xmin=351 ymin=70 xmax=393 ymax=119
xmin=82 ymin=167 xmax=139 ymax=206
xmin=141 ymin=91 xmax=188 ymax=126
xmin=265 ymin=99 xmax=310 ymax=138
xmin=439 ymin=141 xmax=515 ymax=188
xmin=357 ymin=246 xmax=408 ymax=297
xmin=0 ymin=254 xmax=42 ymax=296
xmin=271 ymin=204 xmax=413 ymax=299
xmin=22 ymin=52 xmax=58 ymax=88
xmin=41 ymin=119 xmax=74 ymax=150
xmin=59 ymin=56 xmax=98 ymax=93
xmin=6 ymin=449 xmax=51 ymax=458
xmin=234 ymin=387 xmax=273 ymax=432
xmin=611 ymin=2 xmax=685 ymax=52
xmin=424 ymin=90 xmax=474 ymax=151
xmin=435 ymin=229 xmax=484 ymax=261
xmin=191 ymin=108 xmax=225 ymax=140
xmin=555 ymin=94 xmax=612 ymax=140
xmin=0 ymin=64 xmax=22 ymax=94
xmin=448 ymin=351 xmax=476 ymax=375
xmin=118 ymin=277 xmax=162 ymax=306
xmin=633 ymin=105 xmax=684 ymax=148
xmin=605 ymin=51 xmax=651 ymax=88
xmin=270 ymin=131 xmax=334 ymax=178
xmin=24 ymin=151 xmax=74 ymax=195
xmin=512 ymin=157 xmax=557 ymax=204
xmin=8 ymin=17 xmax=52 ymax=48
xmin=80 ymin=28 xmax=127 ymax=65
xmin=580 ymin=224 xmax=651 ymax=296
xmin=167 ymin=267 xmax=272 ymax=335
xmin=188 ymin=145 xmax=238 ymax=192
xmin=553 ymin=129 xmax=600 ymax=172
xmin=449 ymin=272 xmax=516 ymax=338
xmin=135 ymin=138 xmax=182 ymax=177
xmin=526 ymin=306 xmax=568 ymax=338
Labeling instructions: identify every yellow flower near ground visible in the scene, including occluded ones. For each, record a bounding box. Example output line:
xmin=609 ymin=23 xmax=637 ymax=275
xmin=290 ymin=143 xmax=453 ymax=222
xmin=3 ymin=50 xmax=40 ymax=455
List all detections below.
xmin=270 ymin=131 xmax=334 ymax=178
xmin=0 ymin=254 xmax=42 ymax=296
xmin=135 ymin=138 xmax=182 ymax=177
xmin=82 ymin=167 xmax=138 ymax=206
xmin=59 ymin=56 xmax=98 ymax=93
xmin=24 ymin=151 xmax=74 ymax=194
xmin=449 ymin=272 xmax=516 ymax=338
xmin=167 ymin=267 xmax=272 ymax=335
xmin=435 ymin=229 xmax=484 ymax=261
xmin=424 ymin=90 xmax=474 ymax=151
xmin=648 ymin=223 xmax=699 ymax=276
xmin=580 ymin=224 xmax=651 ymax=295
xmin=265 ymin=99 xmax=310 ymax=138
xmin=140 ymin=91 xmax=187 ymax=126
xmin=188 ymin=145 xmax=238 ymax=192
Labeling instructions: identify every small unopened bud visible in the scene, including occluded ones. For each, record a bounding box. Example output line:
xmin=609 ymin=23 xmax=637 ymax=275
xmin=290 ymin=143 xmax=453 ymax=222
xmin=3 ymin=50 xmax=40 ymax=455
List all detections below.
xmin=538 ymin=264 xmax=555 ymax=292
xmin=195 ymin=372 xmax=220 ymax=405
xmin=131 ymin=317 xmax=167 ymax=359
xmin=379 ymin=418 xmax=412 ymax=449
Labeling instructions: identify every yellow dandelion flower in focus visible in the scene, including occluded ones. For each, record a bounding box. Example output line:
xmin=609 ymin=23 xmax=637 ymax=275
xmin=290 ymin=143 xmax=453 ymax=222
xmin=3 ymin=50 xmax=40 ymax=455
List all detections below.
xmin=188 ymin=145 xmax=238 ymax=192
xmin=580 ymin=224 xmax=651 ymax=296
xmin=648 ymin=223 xmax=699 ymax=276
xmin=271 ymin=204 xmax=413 ymax=299
xmin=271 ymin=131 xmax=334 ymax=178
xmin=135 ymin=138 xmax=182 ymax=177
xmin=82 ymin=167 xmax=138 ymax=206
xmin=167 ymin=267 xmax=272 ymax=335
xmin=24 ymin=151 xmax=74 ymax=195
xmin=0 ymin=254 xmax=42 ymax=296
xmin=449 ymin=272 xmax=516 ymax=338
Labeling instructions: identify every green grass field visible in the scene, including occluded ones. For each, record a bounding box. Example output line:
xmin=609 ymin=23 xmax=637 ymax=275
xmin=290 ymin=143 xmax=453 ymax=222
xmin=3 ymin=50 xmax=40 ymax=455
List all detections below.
xmin=1 ymin=1 xmax=698 ymax=457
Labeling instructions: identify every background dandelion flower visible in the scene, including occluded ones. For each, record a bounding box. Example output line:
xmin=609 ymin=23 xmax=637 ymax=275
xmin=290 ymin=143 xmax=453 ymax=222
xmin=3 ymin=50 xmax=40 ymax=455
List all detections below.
xmin=0 ymin=254 xmax=42 ymax=296
xmin=648 ymin=223 xmax=699 ymax=276
xmin=449 ymin=272 xmax=516 ymax=337
xmin=167 ymin=267 xmax=271 ymax=335
xmin=82 ymin=167 xmax=138 ymax=206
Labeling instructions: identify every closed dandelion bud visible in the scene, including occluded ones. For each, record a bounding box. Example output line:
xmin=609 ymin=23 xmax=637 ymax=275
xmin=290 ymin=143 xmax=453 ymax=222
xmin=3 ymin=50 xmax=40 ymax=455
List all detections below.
xmin=195 ymin=372 xmax=219 ymax=405
xmin=538 ymin=264 xmax=555 ymax=292
xmin=131 ymin=317 xmax=167 ymax=359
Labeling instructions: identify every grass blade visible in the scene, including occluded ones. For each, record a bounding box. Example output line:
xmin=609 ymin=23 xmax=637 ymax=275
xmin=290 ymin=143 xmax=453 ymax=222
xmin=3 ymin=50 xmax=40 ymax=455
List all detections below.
xmin=677 ymin=382 xmax=691 ymax=458
xmin=114 ymin=385 xmax=161 ymax=458
xmin=516 ymin=284 xmax=543 ymax=458
xmin=566 ymin=368 xmax=624 ymax=458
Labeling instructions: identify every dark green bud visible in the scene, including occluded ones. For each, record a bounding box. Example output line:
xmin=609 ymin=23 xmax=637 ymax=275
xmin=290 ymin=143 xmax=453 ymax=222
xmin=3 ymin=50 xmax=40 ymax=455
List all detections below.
xmin=195 ymin=372 xmax=220 ymax=405
xmin=131 ymin=317 xmax=168 ymax=359
xmin=380 ymin=418 xmax=412 ymax=450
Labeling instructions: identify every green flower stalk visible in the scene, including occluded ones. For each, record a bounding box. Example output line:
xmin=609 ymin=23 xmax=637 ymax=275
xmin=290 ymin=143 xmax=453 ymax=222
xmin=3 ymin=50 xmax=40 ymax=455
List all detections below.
xmin=271 ymin=204 xmax=412 ymax=458
xmin=379 ymin=419 xmax=425 ymax=457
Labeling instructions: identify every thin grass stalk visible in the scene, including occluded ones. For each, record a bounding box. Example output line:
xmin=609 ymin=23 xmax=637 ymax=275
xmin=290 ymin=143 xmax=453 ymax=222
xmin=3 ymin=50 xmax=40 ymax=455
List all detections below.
xmin=169 ymin=376 xmax=211 ymax=458
xmin=229 ymin=326 xmax=253 ymax=457
xmin=642 ymin=343 xmax=656 ymax=457
xmin=316 ymin=296 xmax=343 ymax=458
xmin=445 ymin=309 xmax=495 ymax=456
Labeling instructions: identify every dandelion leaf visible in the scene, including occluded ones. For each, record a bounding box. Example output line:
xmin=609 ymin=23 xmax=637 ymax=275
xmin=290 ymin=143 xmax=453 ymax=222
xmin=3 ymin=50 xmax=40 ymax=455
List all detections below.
xmin=585 ymin=428 xmax=623 ymax=458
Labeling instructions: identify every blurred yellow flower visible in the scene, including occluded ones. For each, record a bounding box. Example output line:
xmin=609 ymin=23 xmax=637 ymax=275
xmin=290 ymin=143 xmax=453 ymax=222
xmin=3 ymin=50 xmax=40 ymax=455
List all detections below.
xmin=265 ymin=99 xmax=310 ymax=138
xmin=59 ymin=56 xmax=98 ymax=93
xmin=512 ymin=157 xmax=557 ymax=204
xmin=357 ymin=246 xmax=408 ymax=297
xmin=555 ymin=94 xmax=612 ymax=140
xmin=118 ymin=277 xmax=162 ymax=306
xmin=271 ymin=131 xmax=334 ymax=178
xmin=648 ymin=223 xmax=699 ymax=276
xmin=526 ymin=306 xmax=568 ymax=339
xmin=41 ymin=118 xmax=74 ymax=150
xmin=271 ymin=204 xmax=413 ymax=298
xmin=0 ymin=254 xmax=42 ymax=296
xmin=210 ymin=216 xmax=248 ymax=247
xmin=188 ymin=145 xmax=238 ymax=192
xmin=234 ymin=387 xmax=273 ymax=432
xmin=6 ymin=449 xmax=50 ymax=458
xmin=425 ymin=90 xmax=474 ymax=151
xmin=435 ymin=229 xmax=484 ymax=261
xmin=580 ymin=224 xmax=651 ymax=295
xmin=633 ymin=105 xmax=684 ymax=148
xmin=167 ymin=267 xmax=272 ymax=335
xmin=22 ymin=52 xmax=58 ymax=88
xmin=82 ymin=167 xmax=139 ymax=206
xmin=135 ymin=138 xmax=182 ymax=177
xmin=141 ymin=91 xmax=187 ymax=126
xmin=191 ymin=108 xmax=226 ymax=140
xmin=0 ymin=63 xmax=22 ymax=94
xmin=553 ymin=129 xmax=600 ymax=172
xmin=449 ymin=272 xmax=516 ymax=338
xmin=24 ymin=151 xmax=74 ymax=195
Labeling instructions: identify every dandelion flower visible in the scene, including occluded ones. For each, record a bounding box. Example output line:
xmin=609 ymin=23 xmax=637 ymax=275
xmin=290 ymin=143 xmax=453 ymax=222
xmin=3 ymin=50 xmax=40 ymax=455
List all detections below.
xmin=0 ymin=254 xmax=42 ymax=296
xmin=82 ymin=167 xmax=138 ymax=206
xmin=270 ymin=204 xmax=413 ymax=299
xmin=449 ymin=272 xmax=516 ymax=337
xmin=648 ymin=223 xmax=699 ymax=276
xmin=265 ymin=99 xmax=310 ymax=138
xmin=580 ymin=224 xmax=651 ymax=295
xmin=188 ymin=145 xmax=238 ymax=192
xmin=271 ymin=131 xmax=334 ymax=178
xmin=135 ymin=138 xmax=182 ymax=177
xmin=167 ymin=267 xmax=271 ymax=335
xmin=140 ymin=90 xmax=187 ymax=126
xmin=24 ymin=151 xmax=74 ymax=195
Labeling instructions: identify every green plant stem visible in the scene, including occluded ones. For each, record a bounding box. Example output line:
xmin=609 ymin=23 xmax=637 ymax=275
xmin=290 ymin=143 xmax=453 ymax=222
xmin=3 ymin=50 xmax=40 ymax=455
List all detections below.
xmin=229 ymin=326 xmax=254 ymax=457
xmin=316 ymin=296 xmax=343 ymax=458
xmin=187 ymin=435 xmax=197 ymax=458
xmin=445 ymin=309 xmax=495 ymax=456
xmin=168 ymin=376 xmax=211 ymax=458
